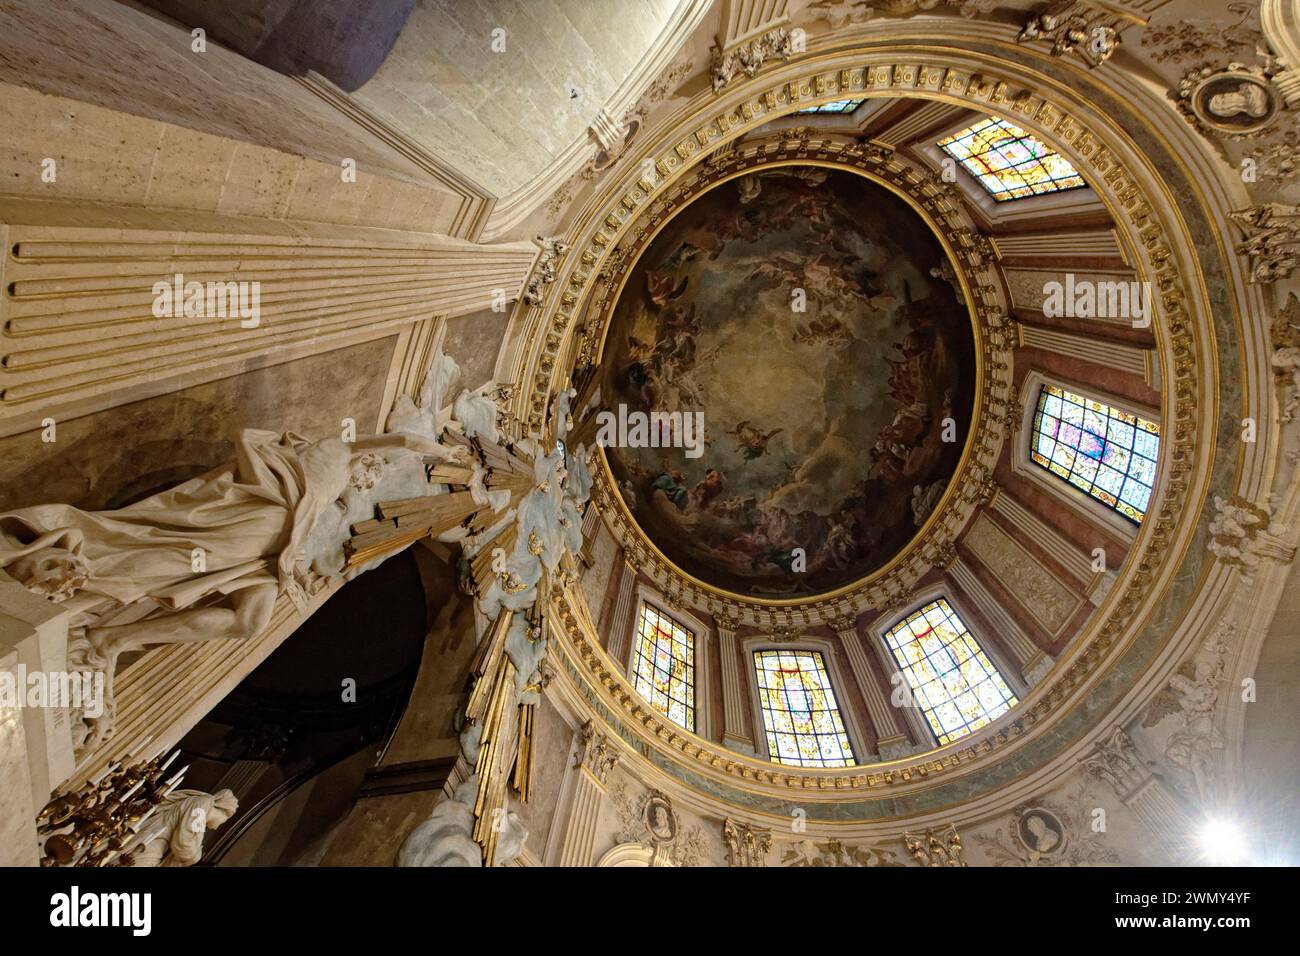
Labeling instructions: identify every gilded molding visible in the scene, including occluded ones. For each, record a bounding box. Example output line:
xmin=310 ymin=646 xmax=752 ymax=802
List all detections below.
xmin=508 ymin=49 xmax=1216 ymax=806
xmin=578 ymin=136 xmax=1012 ymax=621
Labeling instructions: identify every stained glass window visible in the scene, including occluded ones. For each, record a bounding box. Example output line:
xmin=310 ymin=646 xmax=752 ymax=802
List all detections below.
xmin=938 ymin=116 xmax=1086 ymax=201
xmin=753 ymin=650 xmax=855 ymax=767
xmin=1030 ymin=384 xmax=1160 ymax=523
xmin=794 ymin=98 xmax=864 ymax=114
xmin=883 ymin=599 xmax=1018 ymax=746
xmin=631 ymin=602 xmax=695 ymax=731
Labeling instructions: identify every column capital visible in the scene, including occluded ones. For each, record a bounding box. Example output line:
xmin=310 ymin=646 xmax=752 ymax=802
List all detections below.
xmin=713 ymin=608 xmax=742 ymax=636
xmin=1080 ymin=726 xmax=1149 ymax=799
xmin=825 ymin=614 xmax=858 ymax=636
xmin=575 ymin=721 xmax=620 ymax=786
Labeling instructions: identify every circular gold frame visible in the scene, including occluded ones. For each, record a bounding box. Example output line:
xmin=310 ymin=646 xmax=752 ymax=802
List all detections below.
xmin=588 ymin=154 xmax=990 ymax=607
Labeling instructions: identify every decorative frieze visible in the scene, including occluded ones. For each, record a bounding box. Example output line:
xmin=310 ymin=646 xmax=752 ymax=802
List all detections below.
xmin=522 ymin=236 xmax=570 ymax=308
xmin=781 ymin=836 xmax=902 ymax=866
xmin=1018 ymin=2 xmax=1128 ymax=68
xmin=574 ymin=720 xmax=621 ymax=786
xmin=607 ymin=783 xmax=705 ymax=866
xmin=1207 ymin=494 xmax=1297 ymax=575
xmin=710 ymin=28 xmax=796 ymax=93
xmin=1141 ymin=623 xmax=1232 ymax=805
xmin=991 ymin=489 xmax=1101 ymax=586
xmin=948 ymin=557 xmax=1052 ymax=686
xmin=1230 ymin=202 xmax=1300 ymax=283
xmin=961 ymin=512 xmax=1083 ymax=638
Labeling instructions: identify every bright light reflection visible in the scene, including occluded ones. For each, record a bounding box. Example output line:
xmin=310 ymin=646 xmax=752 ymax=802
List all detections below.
xmin=1196 ymin=818 xmax=1248 ymax=865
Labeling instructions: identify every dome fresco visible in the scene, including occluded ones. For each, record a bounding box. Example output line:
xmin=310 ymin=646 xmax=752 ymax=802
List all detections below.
xmin=599 ymin=167 xmax=976 ymax=598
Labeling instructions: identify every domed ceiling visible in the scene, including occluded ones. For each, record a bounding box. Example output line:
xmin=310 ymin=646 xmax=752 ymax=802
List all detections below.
xmin=599 ymin=166 xmax=976 ymax=598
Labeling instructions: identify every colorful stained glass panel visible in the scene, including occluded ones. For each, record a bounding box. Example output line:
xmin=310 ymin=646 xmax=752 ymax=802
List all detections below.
xmin=753 ymin=650 xmax=855 ymax=767
xmin=793 ymin=98 xmax=864 ymax=114
xmin=937 ymin=116 xmax=1086 ymax=202
xmin=883 ymin=599 xmax=1018 ymax=745
xmin=631 ymin=602 xmax=695 ymax=731
xmin=1030 ymin=384 xmax=1160 ymax=523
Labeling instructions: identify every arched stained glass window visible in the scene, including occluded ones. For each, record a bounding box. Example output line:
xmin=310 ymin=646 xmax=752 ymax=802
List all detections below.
xmin=938 ymin=116 xmax=1085 ymax=201
xmin=753 ymin=649 xmax=855 ymax=767
xmin=1030 ymin=383 xmax=1159 ymax=523
xmin=883 ymin=599 xmax=1018 ymax=746
xmin=631 ymin=602 xmax=695 ymax=731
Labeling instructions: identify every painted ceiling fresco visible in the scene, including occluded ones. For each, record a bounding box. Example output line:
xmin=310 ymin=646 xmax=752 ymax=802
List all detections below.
xmin=599 ymin=166 xmax=975 ymax=598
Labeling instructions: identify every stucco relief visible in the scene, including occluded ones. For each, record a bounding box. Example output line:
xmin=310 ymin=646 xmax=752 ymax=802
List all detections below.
xmin=969 ymin=782 xmax=1125 ymax=866
xmin=962 ymin=512 xmax=1079 ymax=635
xmin=606 ymin=777 xmax=716 ymax=866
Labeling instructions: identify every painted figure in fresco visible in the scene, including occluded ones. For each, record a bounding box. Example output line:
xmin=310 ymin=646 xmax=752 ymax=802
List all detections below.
xmin=688 ymin=469 xmax=725 ymax=511
xmin=729 ymin=421 xmax=784 ymax=461
xmin=646 ymin=269 xmax=689 ymax=307
xmin=599 ymin=168 xmax=973 ymax=596
xmin=651 ymin=471 xmax=689 ymax=509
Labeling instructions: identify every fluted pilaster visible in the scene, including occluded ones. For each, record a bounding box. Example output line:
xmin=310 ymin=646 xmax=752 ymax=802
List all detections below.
xmin=829 ymin=617 xmax=909 ymax=759
xmin=557 ymin=722 xmax=620 ymax=868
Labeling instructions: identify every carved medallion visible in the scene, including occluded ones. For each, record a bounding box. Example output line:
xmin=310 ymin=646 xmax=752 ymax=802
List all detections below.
xmin=1013 ymin=805 xmax=1069 ymax=858
xmin=1176 ymin=63 xmax=1284 ymax=138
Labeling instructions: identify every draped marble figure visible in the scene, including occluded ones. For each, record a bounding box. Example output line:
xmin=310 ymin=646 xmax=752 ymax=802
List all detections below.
xmin=0 ymin=350 xmax=482 ymax=754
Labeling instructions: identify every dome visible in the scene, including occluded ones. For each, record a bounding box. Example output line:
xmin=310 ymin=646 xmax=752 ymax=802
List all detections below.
xmin=598 ymin=165 xmax=976 ymax=598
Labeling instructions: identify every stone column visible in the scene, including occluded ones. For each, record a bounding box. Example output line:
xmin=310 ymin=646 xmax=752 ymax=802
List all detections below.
xmin=714 ymin=614 xmax=753 ymax=753
xmin=556 ymin=721 xmax=620 ymax=868
xmin=829 ymin=616 xmax=911 ymax=760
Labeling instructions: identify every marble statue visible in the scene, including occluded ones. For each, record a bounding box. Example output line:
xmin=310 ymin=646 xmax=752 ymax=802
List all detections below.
xmin=396 ymin=777 xmax=527 ymax=868
xmin=128 ymin=788 xmax=238 ymax=867
xmin=0 ymin=351 xmax=469 ymax=753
